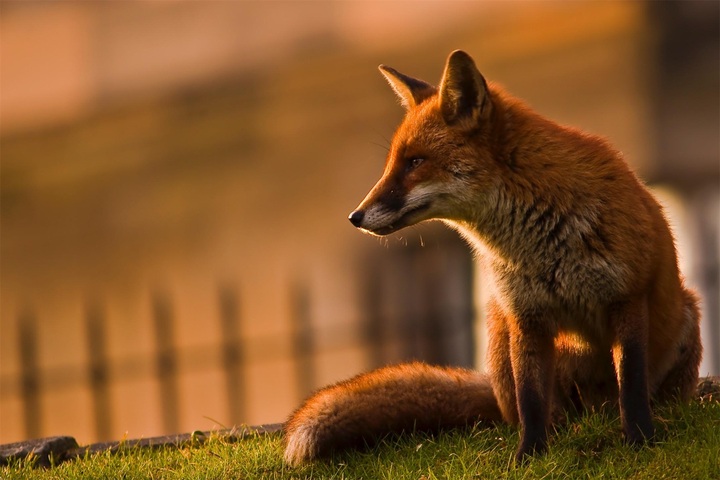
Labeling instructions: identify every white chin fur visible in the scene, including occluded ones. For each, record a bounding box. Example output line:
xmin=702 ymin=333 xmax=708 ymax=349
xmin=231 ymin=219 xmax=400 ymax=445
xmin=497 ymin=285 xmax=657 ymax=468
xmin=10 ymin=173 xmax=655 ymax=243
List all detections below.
xmin=358 ymin=185 xmax=439 ymax=233
xmin=359 ymin=204 xmax=400 ymax=232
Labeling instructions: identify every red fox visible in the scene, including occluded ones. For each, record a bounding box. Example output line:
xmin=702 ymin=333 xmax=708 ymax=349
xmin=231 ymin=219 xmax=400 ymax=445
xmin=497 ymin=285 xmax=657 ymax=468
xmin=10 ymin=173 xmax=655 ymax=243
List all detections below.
xmin=283 ymin=50 xmax=702 ymax=465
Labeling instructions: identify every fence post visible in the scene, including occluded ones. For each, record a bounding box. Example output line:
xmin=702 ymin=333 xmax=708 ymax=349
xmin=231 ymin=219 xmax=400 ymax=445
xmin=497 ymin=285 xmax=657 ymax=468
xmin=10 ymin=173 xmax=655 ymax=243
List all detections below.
xmin=361 ymin=258 xmax=386 ymax=369
xmin=151 ymin=291 xmax=180 ymax=434
xmin=218 ymin=285 xmax=246 ymax=426
xmin=18 ymin=309 xmax=41 ymax=439
xmin=85 ymin=301 xmax=113 ymax=441
xmin=290 ymin=280 xmax=315 ymax=399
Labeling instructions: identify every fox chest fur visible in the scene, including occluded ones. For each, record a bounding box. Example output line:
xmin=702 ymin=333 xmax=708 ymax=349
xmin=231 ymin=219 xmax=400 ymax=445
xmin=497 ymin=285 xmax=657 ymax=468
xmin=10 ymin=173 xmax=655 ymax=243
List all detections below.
xmin=444 ymin=111 xmax=659 ymax=344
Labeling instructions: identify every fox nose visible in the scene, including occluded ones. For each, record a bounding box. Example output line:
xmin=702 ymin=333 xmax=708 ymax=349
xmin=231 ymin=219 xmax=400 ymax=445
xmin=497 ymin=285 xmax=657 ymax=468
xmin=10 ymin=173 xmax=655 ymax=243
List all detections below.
xmin=348 ymin=210 xmax=364 ymax=227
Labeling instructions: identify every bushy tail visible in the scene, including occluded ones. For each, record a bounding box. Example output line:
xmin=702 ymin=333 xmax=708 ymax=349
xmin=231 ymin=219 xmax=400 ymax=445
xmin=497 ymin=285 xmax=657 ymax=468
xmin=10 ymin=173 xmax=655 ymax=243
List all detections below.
xmin=283 ymin=362 xmax=502 ymax=466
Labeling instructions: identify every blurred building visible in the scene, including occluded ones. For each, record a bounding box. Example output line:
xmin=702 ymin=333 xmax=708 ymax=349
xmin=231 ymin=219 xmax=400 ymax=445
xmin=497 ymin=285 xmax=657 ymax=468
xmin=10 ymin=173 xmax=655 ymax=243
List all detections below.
xmin=1 ymin=1 xmax=717 ymax=445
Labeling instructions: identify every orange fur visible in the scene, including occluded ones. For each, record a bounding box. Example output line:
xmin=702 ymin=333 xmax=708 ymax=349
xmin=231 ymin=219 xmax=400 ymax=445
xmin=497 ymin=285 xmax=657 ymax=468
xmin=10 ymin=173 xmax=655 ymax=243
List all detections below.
xmin=284 ymin=50 xmax=702 ymax=465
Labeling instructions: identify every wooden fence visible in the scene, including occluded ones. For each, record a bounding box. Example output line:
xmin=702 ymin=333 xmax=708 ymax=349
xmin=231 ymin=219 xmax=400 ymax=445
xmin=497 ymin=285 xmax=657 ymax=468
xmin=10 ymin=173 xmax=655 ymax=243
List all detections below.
xmin=4 ymin=236 xmax=476 ymax=443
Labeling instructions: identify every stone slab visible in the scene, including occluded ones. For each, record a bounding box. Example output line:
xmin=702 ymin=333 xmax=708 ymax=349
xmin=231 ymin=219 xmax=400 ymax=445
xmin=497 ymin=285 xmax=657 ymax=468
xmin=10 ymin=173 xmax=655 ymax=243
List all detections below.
xmin=0 ymin=435 xmax=79 ymax=468
xmin=0 ymin=423 xmax=283 ymax=469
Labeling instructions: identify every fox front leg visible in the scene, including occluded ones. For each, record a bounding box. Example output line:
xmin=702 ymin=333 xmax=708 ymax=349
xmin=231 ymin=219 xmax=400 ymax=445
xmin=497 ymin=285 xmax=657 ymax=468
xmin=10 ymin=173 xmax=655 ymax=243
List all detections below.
xmin=611 ymin=297 xmax=655 ymax=445
xmin=486 ymin=299 xmax=520 ymax=425
xmin=509 ymin=313 xmax=556 ymax=461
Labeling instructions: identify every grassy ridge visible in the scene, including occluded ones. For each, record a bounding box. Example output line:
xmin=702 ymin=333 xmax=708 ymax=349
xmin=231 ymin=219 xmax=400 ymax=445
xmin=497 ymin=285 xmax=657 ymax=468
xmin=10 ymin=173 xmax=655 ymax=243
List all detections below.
xmin=5 ymin=399 xmax=719 ymax=480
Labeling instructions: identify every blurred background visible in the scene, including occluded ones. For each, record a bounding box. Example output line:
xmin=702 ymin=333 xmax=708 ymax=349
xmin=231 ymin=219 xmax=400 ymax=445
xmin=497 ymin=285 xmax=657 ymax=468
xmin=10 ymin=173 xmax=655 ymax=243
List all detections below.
xmin=1 ymin=0 xmax=718 ymax=446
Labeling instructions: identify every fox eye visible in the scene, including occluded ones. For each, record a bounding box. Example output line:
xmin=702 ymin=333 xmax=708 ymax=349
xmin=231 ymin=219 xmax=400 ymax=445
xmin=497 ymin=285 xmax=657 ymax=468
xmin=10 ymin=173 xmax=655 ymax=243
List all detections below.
xmin=407 ymin=157 xmax=424 ymax=170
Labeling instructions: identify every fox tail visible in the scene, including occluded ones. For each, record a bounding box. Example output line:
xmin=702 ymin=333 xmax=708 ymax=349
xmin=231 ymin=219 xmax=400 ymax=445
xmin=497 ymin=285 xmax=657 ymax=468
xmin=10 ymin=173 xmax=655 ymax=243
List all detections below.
xmin=283 ymin=362 xmax=502 ymax=466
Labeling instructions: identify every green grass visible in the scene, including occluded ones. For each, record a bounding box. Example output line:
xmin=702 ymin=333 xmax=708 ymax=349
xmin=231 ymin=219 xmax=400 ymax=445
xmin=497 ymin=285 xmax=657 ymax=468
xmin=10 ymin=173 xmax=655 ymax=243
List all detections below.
xmin=5 ymin=399 xmax=719 ymax=480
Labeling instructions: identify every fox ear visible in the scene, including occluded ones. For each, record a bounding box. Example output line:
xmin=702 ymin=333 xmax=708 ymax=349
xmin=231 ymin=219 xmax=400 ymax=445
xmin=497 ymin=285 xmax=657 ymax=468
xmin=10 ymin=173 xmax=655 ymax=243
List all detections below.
xmin=379 ymin=65 xmax=437 ymax=110
xmin=439 ymin=50 xmax=491 ymax=128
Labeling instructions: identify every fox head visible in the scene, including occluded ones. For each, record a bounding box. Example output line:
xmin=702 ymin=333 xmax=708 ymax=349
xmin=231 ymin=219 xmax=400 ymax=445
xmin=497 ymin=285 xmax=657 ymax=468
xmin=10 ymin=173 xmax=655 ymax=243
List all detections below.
xmin=349 ymin=50 xmax=501 ymax=236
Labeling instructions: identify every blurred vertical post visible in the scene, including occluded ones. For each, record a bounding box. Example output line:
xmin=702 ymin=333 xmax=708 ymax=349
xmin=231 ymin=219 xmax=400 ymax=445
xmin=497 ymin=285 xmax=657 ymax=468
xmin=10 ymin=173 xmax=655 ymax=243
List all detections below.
xmin=151 ymin=291 xmax=180 ymax=434
xmin=291 ymin=280 xmax=315 ymax=399
xmin=18 ymin=310 xmax=41 ymax=439
xmin=362 ymin=258 xmax=386 ymax=369
xmin=419 ymin=265 xmax=445 ymax=365
xmin=218 ymin=285 xmax=246 ymax=426
xmin=85 ymin=301 xmax=112 ymax=441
